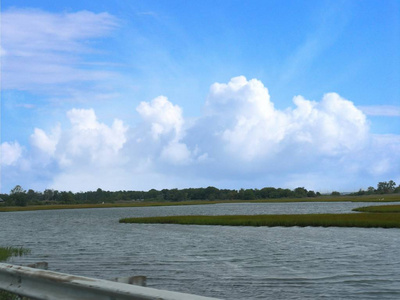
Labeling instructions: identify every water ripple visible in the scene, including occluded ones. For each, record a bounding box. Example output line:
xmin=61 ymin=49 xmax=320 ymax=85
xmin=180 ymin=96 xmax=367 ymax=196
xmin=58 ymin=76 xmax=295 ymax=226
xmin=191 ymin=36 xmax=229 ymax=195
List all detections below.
xmin=1 ymin=203 xmax=399 ymax=299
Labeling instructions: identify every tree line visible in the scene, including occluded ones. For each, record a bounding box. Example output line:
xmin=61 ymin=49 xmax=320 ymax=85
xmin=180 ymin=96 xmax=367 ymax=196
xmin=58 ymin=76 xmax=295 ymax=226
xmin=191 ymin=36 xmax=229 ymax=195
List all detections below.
xmin=349 ymin=180 xmax=400 ymax=196
xmin=0 ymin=180 xmax=398 ymax=207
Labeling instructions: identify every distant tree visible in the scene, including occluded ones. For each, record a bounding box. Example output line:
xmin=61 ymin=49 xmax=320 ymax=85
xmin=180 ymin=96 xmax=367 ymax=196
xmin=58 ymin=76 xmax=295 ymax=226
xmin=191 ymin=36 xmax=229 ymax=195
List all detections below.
xmin=331 ymin=191 xmax=341 ymax=196
xmin=147 ymin=189 xmax=160 ymax=200
xmin=259 ymin=187 xmax=276 ymax=198
xmin=0 ymin=194 xmax=10 ymax=205
xmin=367 ymin=186 xmax=375 ymax=194
xmin=53 ymin=190 xmax=60 ymax=201
xmin=43 ymin=189 xmax=55 ymax=201
xmin=243 ymin=189 xmax=256 ymax=200
xmin=26 ymin=189 xmax=41 ymax=202
xmin=294 ymin=187 xmax=308 ymax=198
xmin=10 ymin=185 xmax=27 ymax=206
xmin=60 ymin=191 xmax=75 ymax=204
xmin=205 ymin=186 xmax=219 ymax=200
xmin=307 ymin=190 xmax=316 ymax=197
xmin=277 ymin=188 xmax=293 ymax=198
xmin=356 ymin=189 xmax=365 ymax=196
xmin=11 ymin=185 xmax=25 ymax=194
xmin=388 ymin=180 xmax=396 ymax=193
xmin=95 ymin=188 xmax=105 ymax=203
xmin=377 ymin=181 xmax=396 ymax=194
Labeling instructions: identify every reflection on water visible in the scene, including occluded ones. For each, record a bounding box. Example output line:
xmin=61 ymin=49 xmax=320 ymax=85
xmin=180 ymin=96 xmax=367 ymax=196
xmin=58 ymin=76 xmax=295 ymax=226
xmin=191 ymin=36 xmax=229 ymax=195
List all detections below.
xmin=1 ymin=202 xmax=399 ymax=299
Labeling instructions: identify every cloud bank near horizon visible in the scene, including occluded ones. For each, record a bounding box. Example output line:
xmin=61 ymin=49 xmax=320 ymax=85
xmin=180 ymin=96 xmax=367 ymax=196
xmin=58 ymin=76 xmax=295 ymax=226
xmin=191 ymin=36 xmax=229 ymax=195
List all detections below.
xmin=2 ymin=76 xmax=399 ymax=193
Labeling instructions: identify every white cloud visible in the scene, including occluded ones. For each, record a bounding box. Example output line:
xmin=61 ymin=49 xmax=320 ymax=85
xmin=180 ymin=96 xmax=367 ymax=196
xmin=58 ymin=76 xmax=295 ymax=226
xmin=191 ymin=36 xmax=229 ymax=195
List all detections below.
xmin=204 ymin=76 xmax=286 ymax=160
xmin=160 ymin=141 xmax=192 ymax=165
xmin=30 ymin=108 xmax=127 ymax=169
xmin=193 ymin=76 xmax=368 ymax=163
xmin=62 ymin=109 xmax=127 ymax=165
xmin=0 ymin=142 xmax=23 ymax=166
xmin=136 ymin=96 xmax=184 ymax=140
xmin=30 ymin=125 xmax=61 ymax=156
xmin=289 ymin=92 xmax=368 ymax=155
xmin=1 ymin=8 xmax=118 ymax=91
xmin=2 ymin=76 xmax=399 ymax=192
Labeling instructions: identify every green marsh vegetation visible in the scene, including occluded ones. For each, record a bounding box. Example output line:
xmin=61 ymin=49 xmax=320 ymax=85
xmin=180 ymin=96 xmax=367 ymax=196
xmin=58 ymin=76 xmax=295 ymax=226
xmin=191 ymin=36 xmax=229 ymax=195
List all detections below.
xmin=119 ymin=213 xmax=400 ymax=228
xmin=0 ymin=200 xmax=234 ymax=212
xmin=0 ymin=247 xmax=30 ymax=300
xmin=0 ymin=246 xmax=30 ymax=262
xmin=1 ymin=194 xmax=399 ymax=212
xmin=120 ymin=204 xmax=400 ymax=229
xmin=353 ymin=204 xmax=400 ymax=213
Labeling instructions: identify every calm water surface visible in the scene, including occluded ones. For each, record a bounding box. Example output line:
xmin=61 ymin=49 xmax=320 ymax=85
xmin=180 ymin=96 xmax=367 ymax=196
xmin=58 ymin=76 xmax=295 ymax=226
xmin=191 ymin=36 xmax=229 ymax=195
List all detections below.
xmin=1 ymin=202 xmax=399 ymax=299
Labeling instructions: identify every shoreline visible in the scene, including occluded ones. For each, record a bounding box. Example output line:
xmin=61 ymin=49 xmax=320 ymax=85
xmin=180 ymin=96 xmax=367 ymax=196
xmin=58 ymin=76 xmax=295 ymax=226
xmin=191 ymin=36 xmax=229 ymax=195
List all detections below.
xmin=1 ymin=194 xmax=399 ymax=212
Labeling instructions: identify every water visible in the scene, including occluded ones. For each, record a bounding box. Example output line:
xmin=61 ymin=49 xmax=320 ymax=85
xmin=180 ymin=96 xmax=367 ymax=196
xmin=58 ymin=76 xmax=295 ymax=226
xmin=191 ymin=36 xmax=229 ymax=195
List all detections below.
xmin=1 ymin=202 xmax=399 ymax=299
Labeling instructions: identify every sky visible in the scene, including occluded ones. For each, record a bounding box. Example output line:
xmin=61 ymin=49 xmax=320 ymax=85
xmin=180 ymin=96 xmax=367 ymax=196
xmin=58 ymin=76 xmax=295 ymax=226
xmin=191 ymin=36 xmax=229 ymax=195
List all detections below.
xmin=1 ymin=0 xmax=399 ymax=194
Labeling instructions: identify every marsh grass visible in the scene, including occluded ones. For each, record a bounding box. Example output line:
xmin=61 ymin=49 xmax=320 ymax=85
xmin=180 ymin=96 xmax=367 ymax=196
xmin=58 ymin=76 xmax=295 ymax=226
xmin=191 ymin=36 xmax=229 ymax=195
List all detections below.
xmin=0 ymin=201 xmax=224 ymax=212
xmin=353 ymin=204 xmax=400 ymax=213
xmin=0 ymin=247 xmax=31 ymax=299
xmin=0 ymin=247 xmax=31 ymax=262
xmin=120 ymin=213 xmax=400 ymax=228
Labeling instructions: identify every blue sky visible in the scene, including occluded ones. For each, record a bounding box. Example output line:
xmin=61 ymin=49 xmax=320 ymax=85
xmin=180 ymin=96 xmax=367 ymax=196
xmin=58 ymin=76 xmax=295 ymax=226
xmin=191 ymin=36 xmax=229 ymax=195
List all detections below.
xmin=1 ymin=0 xmax=399 ymax=193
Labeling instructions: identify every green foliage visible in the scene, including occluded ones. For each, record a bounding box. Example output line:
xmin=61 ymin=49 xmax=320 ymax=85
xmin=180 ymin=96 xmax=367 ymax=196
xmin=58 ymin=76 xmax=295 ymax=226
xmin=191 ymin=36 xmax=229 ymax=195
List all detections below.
xmin=2 ymin=180 xmax=399 ymax=208
xmin=10 ymin=185 xmax=25 ymax=194
xmin=0 ymin=247 xmax=30 ymax=300
xmin=294 ymin=187 xmax=307 ymax=198
xmin=0 ymin=246 xmax=30 ymax=262
xmin=307 ymin=190 xmax=316 ymax=197
xmin=9 ymin=185 xmax=27 ymax=206
xmin=0 ymin=290 xmax=18 ymax=300
xmin=60 ymin=191 xmax=75 ymax=204
xmin=377 ymin=180 xmax=397 ymax=194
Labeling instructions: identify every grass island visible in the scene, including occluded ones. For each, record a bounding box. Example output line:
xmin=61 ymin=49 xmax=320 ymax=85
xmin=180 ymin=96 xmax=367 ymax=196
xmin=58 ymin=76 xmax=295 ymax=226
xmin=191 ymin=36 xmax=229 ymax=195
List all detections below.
xmin=119 ymin=204 xmax=400 ymax=229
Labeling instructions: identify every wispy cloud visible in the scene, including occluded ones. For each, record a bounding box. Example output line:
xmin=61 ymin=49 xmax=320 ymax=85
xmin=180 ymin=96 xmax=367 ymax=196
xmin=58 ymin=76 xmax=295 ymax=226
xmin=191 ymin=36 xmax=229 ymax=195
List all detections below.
xmin=1 ymin=8 xmax=118 ymax=93
xmin=278 ymin=2 xmax=351 ymax=86
xmin=358 ymin=105 xmax=400 ymax=117
xmin=137 ymin=11 xmax=159 ymax=17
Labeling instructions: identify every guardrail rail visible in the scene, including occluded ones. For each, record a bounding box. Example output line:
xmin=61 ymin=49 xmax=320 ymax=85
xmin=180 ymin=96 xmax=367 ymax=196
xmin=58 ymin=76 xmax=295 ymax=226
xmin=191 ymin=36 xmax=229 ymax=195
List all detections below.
xmin=0 ymin=263 xmax=222 ymax=300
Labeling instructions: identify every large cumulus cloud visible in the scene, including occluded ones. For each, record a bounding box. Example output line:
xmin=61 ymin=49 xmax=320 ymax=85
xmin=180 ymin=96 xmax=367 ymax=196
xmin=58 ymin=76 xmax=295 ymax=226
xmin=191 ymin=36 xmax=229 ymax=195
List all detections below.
xmin=2 ymin=76 xmax=399 ymax=192
xmin=185 ymin=76 xmax=370 ymax=180
xmin=0 ymin=142 xmax=23 ymax=166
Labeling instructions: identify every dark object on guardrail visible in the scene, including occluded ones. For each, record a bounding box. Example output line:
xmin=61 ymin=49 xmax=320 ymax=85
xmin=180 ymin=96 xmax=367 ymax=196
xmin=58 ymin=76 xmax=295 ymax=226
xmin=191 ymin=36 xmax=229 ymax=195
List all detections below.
xmin=26 ymin=261 xmax=48 ymax=270
xmin=114 ymin=275 xmax=147 ymax=287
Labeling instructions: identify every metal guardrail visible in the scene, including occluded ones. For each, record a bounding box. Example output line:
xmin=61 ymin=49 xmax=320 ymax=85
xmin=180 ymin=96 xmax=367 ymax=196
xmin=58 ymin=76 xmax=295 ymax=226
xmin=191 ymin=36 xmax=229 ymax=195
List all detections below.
xmin=0 ymin=263 xmax=222 ymax=300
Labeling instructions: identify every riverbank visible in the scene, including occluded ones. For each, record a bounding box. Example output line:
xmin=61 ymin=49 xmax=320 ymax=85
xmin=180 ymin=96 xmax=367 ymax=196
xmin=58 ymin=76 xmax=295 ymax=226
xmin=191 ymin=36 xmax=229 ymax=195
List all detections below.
xmin=1 ymin=194 xmax=399 ymax=212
